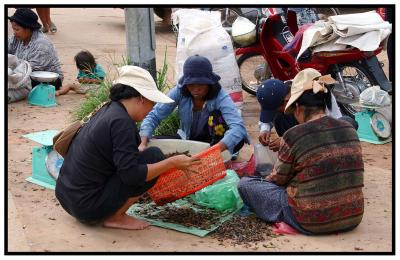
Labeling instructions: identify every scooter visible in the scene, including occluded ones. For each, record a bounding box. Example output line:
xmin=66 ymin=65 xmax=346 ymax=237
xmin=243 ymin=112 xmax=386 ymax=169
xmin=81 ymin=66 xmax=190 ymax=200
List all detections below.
xmin=234 ymin=9 xmax=392 ymax=116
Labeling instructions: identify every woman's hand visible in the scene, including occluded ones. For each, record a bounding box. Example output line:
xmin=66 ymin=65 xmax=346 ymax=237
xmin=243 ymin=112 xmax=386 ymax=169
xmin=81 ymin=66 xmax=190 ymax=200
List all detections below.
xmin=268 ymin=137 xmax=281 ymax=152
xmin=138 ymin=137 xmax=149 ymax=152
xmin=170 ymin=155 xmax=201 ymax=170
xmin=259 ymin=131 xmax=271 ymax=146
xmin=216 ymin=141 xmax=227 ymax=152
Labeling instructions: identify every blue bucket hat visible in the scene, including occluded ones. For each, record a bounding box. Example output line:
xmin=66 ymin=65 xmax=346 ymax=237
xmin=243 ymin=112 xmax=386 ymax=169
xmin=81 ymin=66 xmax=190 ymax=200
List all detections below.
xmin=178 ymin=55 xmax=221 ymax=87
xmin=256 ymin=79 xmax=289 ymax=123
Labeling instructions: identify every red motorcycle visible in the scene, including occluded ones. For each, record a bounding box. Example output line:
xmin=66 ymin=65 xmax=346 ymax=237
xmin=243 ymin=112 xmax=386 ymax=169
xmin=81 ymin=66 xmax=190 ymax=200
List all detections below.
xmin=235 ymin=9 xmax=391 ymax=116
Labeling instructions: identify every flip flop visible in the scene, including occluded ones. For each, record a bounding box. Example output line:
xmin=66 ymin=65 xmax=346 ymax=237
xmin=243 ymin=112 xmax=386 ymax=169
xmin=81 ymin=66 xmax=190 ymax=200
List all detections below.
xmin=41 ymin=27 xmax=49 ymax=33
xmin=50 ymin=22 xmax=57 ymax=33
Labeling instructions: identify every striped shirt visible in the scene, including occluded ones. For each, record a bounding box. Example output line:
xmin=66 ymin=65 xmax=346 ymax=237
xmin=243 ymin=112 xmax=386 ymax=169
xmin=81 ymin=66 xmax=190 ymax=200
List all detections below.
xmin=270 ymin=116 xmax=364 ymax=234
xmin=8 ymin=30 xmax=63 ymax=80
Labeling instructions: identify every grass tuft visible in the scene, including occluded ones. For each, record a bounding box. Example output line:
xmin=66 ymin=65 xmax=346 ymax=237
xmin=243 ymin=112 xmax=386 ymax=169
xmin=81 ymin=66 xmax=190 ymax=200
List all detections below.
xmin=72 ymin=49 xmax=180 ymax=136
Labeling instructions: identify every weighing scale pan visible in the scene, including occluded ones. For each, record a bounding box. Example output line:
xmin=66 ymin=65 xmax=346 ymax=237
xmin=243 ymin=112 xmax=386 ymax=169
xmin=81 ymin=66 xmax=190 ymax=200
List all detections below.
xmin=30 ymin=71 xmax=59 ymax=83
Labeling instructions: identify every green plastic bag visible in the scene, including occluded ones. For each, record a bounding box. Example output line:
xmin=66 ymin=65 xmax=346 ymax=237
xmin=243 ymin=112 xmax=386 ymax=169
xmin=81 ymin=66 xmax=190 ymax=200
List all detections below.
xmin=190 ymin=170 xmax=243 ymax=212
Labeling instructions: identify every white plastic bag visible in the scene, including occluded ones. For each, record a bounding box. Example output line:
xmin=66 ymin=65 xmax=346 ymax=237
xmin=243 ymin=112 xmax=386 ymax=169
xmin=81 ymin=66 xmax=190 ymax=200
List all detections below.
xmin=253 ymin=144 xmax=277 ymax=177
xmin=8 ymin=54 xmax=32 ymax=90
xmin=173 ymin=9 xmax=243 ymax=111
xmin=359 ymin=86 xmax=391 ymax=107
xmin=8 ymin=54 xmax=32 ymax=103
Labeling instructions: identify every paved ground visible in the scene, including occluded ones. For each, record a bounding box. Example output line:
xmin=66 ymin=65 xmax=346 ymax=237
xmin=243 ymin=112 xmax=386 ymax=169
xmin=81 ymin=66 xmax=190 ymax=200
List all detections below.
xmin=7 ymin=8 xmax=393 ymax=252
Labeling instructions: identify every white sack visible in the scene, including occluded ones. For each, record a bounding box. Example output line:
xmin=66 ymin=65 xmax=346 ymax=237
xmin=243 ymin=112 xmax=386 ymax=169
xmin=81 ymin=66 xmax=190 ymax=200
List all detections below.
xmin=173 ymin=9 xmax=243 ymax=111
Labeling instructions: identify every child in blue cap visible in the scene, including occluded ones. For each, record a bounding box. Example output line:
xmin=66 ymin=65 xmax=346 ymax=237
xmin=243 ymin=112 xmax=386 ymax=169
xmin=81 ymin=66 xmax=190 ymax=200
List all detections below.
xmin=257 ymin=79 xmax=298 ymax=150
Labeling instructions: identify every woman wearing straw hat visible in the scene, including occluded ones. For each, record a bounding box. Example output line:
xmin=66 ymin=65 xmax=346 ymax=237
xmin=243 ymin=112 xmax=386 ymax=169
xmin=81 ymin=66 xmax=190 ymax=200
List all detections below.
xmin=55 ymin=66 xmax=200 ymax=230
xmin=139 ymin=55 xmax=249 ymax=158
xmin=238 ymin=68 xmax=364 ymax=235
xmin=8 ymin=8 xmax=63 ymax=90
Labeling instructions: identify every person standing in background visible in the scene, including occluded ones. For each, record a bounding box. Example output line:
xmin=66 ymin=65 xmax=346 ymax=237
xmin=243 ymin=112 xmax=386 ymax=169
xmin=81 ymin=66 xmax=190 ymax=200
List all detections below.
xmin=36 ymin=8 xmax=57 ymax=33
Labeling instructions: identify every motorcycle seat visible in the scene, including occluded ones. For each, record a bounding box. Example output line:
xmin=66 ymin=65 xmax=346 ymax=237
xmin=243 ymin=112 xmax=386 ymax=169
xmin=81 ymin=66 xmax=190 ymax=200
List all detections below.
xmin=283 ymin=24 xmax=312 ymax=52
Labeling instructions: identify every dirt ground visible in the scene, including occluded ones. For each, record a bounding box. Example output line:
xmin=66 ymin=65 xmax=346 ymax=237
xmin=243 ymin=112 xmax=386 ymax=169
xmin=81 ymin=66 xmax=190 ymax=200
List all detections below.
xmin=6 ymin=8 xmax=393 ymax=252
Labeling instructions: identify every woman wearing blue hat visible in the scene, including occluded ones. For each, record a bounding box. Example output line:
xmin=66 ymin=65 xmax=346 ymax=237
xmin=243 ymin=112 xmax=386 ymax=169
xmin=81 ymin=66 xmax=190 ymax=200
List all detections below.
xmin=8 ymin=8 xmax=63 ymax=90
xmin=139 ymin=55 xmax=249 ymax=156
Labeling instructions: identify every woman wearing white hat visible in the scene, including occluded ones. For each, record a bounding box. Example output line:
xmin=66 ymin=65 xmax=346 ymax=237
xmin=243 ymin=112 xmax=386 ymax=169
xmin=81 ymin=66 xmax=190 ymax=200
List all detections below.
xmin=55 ymin=66 xmax=200 ymax=230
xmin=238 ymin=68 xmax=364 ymax=235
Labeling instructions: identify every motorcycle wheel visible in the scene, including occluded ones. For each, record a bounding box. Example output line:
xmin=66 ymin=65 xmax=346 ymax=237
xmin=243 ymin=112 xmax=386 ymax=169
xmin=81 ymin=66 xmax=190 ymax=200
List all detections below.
xmin=210 ymin=8 xmax=242 ymax=34
xmin=333 ymin=62 xmax=376 ymax=117
xmin=237 ymin=52 xmax=272 ymax=96
xmin=315 ymin=8 xmax=340 ymax=20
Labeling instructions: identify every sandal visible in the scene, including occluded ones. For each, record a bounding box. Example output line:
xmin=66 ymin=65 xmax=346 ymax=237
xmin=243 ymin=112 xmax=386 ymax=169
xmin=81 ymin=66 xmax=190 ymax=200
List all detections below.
xmin=50 ymin=22 xmax=57 ymax=33
xmin=41 ymin=26 xmax=49 ymax=33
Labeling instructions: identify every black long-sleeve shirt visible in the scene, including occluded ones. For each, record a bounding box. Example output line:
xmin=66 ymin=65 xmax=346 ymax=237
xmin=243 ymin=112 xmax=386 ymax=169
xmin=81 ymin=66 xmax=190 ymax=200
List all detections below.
xmin=56 ymin=101 xmax=147 ymax=210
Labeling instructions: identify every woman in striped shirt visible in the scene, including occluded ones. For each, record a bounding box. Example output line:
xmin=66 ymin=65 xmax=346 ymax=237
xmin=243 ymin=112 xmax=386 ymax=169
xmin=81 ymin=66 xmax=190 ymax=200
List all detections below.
xmin=238 ymin=68 xmax=364 ymax=235
xmin=8 ymin=8 xmax=63 ymax=90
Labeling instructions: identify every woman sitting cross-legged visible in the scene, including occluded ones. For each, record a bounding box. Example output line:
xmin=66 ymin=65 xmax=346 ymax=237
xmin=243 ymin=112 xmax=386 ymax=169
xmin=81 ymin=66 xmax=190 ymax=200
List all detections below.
xmin=238 ymin=69 xmax=364 ymax=235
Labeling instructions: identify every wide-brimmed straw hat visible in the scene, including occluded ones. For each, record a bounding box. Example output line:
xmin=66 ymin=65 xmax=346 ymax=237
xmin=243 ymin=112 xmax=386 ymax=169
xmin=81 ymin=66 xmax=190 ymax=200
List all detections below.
xmin=8 ymin=8 xmax=41 ymax=30
xmin=113 ymin=66 xmax=174 ymax=104
xmin=284 ymin=68 xmax=336 ymax=113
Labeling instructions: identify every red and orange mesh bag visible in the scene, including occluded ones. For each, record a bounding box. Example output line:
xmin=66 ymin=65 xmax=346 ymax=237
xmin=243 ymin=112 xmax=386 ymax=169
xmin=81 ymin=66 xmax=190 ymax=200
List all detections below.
xmin=148 ymin=144 xmax=227 ymax=205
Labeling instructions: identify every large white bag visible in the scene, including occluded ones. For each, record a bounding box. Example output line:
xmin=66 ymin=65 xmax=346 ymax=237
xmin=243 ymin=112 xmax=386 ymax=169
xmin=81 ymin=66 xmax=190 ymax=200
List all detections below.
xmin=173 ymin=9 xmax=243 ymax=111
xmin=8 ymin=54 xmax=32 ymax=103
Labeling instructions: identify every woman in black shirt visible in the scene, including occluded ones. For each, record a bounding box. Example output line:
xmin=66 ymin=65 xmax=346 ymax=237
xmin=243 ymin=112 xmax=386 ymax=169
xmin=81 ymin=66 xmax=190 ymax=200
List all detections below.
xmin=55 ymin=66 xmax=200 ymax=230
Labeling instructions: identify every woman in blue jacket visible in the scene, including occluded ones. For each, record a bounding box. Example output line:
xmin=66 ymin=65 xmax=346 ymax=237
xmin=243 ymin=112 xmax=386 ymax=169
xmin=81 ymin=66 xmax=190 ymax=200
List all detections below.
xmin=139 ymin=55 xmax=249 ymax=156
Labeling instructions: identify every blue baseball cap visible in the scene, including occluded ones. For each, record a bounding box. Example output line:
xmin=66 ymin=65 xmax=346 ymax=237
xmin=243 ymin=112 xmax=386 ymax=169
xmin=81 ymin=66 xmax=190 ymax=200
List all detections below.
xmin=256 ymin=79 xmax=289 ymax=123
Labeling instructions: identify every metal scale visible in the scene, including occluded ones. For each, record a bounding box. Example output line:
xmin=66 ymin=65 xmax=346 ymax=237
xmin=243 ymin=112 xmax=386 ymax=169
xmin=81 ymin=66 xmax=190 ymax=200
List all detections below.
xmin=354 ymin=104 xmax=392 ymax=144
xmin=28 ymin=71 xmax=58 ymax=107
xmin=23 ymin=130 xmax=61 ymax=189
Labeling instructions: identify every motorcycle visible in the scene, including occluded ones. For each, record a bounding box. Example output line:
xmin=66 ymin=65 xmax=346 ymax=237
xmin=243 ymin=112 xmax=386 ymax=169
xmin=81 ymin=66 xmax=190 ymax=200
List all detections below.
xmin=234 ymin=9 xmax=392 ymax=117
xmin=211 ymin=7 xmax=339 ymax=35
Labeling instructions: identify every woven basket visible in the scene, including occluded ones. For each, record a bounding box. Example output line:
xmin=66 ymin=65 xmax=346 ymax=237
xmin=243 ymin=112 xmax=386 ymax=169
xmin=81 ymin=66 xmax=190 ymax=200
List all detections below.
xmin=148 ymin=144 xmax=227 ymax=205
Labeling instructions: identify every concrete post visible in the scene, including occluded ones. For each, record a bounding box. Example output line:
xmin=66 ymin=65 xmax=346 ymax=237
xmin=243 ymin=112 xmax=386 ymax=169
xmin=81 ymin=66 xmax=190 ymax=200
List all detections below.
xmin=124 ymin=8 xmax=157 ymax=80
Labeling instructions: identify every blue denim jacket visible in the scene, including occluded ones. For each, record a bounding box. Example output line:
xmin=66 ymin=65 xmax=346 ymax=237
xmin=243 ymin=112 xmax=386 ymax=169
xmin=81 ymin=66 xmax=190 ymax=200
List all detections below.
xmin=139 ymin=84 xmax=250 ymax=154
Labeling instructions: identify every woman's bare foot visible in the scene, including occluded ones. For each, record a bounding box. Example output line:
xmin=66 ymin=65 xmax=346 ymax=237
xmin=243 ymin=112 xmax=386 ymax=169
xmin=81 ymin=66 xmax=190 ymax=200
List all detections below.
xmin=103 ymin=214 xmax=150 ymax=230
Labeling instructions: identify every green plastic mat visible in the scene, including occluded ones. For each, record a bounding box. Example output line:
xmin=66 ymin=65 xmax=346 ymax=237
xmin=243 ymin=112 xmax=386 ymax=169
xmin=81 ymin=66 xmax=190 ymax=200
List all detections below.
xmin=127 ymin=197 xmax=240 ymax=237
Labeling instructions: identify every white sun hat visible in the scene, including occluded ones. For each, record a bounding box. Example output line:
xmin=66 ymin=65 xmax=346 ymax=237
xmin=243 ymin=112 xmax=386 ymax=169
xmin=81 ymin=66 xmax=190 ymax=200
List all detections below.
xmin=113 ymin=65 xmax=174 ymax=104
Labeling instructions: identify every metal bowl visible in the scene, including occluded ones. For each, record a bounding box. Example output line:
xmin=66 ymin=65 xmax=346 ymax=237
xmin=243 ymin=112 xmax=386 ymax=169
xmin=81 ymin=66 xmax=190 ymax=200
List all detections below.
xmin=148 ymin=139 xmax=232 ymax=162
xmin=30 ymin=71 xmax=59 ymax=83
